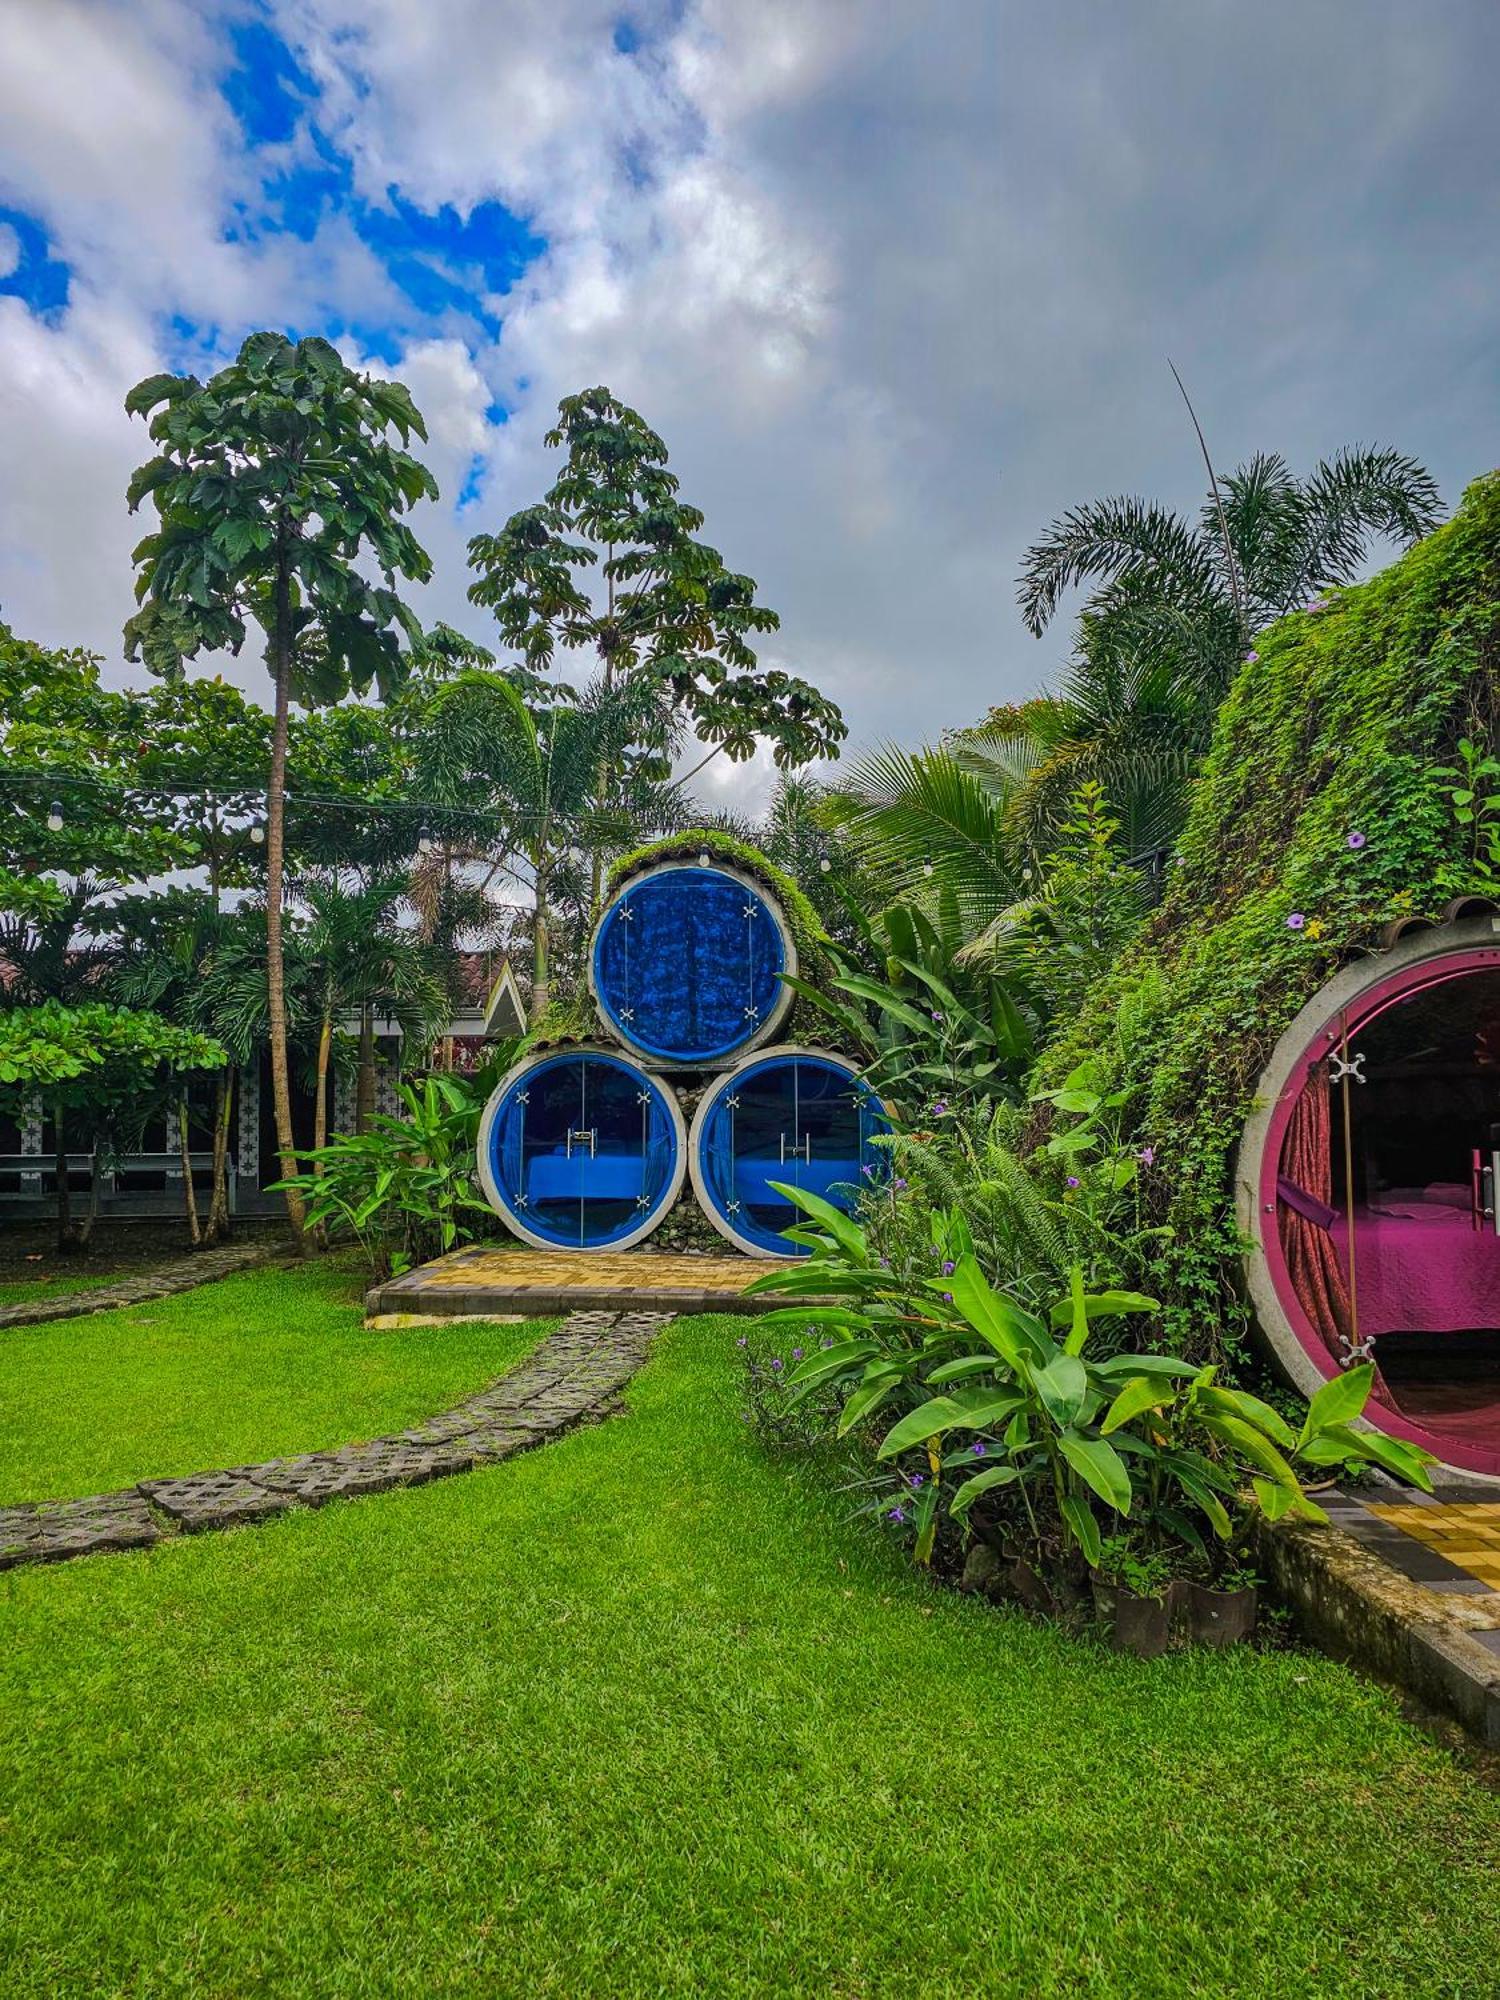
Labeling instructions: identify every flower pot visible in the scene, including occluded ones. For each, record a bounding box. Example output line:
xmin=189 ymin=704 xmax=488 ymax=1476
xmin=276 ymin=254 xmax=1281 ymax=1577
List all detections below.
xmin=1183 ymin=1581 xmax=1258 ymax=1648
xmin=1091 ymin=1576 xmax=1172 ymax=1658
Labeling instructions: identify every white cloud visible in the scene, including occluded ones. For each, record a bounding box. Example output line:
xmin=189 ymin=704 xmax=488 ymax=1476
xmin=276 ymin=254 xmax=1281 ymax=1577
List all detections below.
xmin=0 ymin=224 xmax=19 ymax=280
xmin=0 ymin=0 xmax=1496 ymax=829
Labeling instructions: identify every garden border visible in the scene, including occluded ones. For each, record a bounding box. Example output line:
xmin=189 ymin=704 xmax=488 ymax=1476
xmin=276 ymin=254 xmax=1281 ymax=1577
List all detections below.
xmin=0 ymin=1309 xmax=669 ymax=1570
xmin=0 ymin=1241 xmax=281 ymax=1331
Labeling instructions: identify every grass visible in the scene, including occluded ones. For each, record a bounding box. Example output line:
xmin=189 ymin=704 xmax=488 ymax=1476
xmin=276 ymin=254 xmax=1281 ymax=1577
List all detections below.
xmin=1 ymin=1279 xmax=1497 ymax=1993
xmin=0 ymin=1266 xmax=132 ymax=1308
xmin=0 ymin=1261 xmax=547 ymax=1501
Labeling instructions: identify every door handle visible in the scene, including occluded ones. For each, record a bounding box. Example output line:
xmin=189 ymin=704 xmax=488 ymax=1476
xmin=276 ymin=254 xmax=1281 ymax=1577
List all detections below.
xmin=566 ymin=1128 xmax=597 ymax=1159
xmin=779 ymin=1133 xmax=811 ymax=1164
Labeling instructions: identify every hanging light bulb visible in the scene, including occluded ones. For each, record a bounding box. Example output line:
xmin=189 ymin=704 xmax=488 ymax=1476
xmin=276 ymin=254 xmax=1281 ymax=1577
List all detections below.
xmin=417 ymin=825 xmax=435 ymax=855
xmin=697 ymin=850 xmax=711 ymax=867
xmin=46 ymin=801 xmax=64 ymax=832
xmin=249 ymin=823 xmax=265 ymax=846
xmin=819 ymin=857 xmax=832 ymax=874
xmin=922 ymin=859 xmax=933 ymax=878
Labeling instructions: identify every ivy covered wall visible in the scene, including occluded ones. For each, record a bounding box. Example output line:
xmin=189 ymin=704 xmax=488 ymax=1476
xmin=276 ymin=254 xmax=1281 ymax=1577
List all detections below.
xmin=1048 ymin=470 xmax=1500 ymax=1364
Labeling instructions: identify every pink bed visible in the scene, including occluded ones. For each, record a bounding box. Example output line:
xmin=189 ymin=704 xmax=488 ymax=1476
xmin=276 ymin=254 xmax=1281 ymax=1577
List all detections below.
xmin=1330 ymin=1190 xmax=1500 ymax=1338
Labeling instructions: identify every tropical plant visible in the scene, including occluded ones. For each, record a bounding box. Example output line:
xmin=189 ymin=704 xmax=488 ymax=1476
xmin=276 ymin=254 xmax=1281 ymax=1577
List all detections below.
xmin=466 ymin=385 xmax=845 ymax=909
xmin=0 ymin=1000 xmax=225 ymax=1249
xmin=410 ymin=668 xmax=688 ymax=1020
xmin=1003 ymin=447 xmax=1443 ymax=855
xmin=747 ymin=1189 xmax=1434 ymax=1584
xmin=124 ymin=331 xmax=440 ymax=1240
xmin=271 ymin=1070 xmax=497 ymax=1275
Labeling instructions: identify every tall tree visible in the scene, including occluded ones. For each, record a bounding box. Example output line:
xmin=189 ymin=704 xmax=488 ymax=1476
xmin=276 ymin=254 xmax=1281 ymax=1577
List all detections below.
xmin=123 ymin=332 xmax=439 ymax=1241
xmin=412 ymin=669 xmax=686 ymax=1022
xmin=1010 ymin=448 xmax=1443 ymax=855
xmin=465 ymin=386 xmax=845 ymax=911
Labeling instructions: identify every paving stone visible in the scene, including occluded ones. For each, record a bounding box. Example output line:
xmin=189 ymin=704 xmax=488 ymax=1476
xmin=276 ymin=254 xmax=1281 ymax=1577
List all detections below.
xmin=141 ymin=1469 xmax=295 ymax=1533
xmin=0 ymin=1505 xmax=41 ymax=1568
xmin=2 ymin=1306 xmax=673 ymax=1569
xmin=32 ymin=1490 xmax=165 ymax=1559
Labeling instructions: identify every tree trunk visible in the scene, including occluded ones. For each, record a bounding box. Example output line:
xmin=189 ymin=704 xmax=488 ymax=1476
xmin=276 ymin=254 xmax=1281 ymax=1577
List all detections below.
xmin=205 ymin=1065 xmax=234 ymax=1243
xmin=314 ymin=1012 xmax=332 ymax=1161
xmin=530 ymin=867 xmax=551 ymax=1025
xmin=178 ymin=1094 xmax=202 ymax=1248
xmin=356 ymin=1002 xmax=376 ymax=1133
xmin=79 ymin=1139 xmax=102 ymax=1250
xmin=265 ymin=612 xmax=306 ymax=1247
xmin=53 ymin=1103 xmax=77 ymax=1253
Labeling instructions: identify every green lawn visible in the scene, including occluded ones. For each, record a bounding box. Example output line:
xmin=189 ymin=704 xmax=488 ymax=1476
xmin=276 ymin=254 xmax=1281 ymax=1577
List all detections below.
xmin=0 ymin=1260 xmax=545 ymax=1501
xmin=0 ymin=1266 xmax=132 ymax=1309
xmin=2 ymin=1270 xmax=1498 ymax=1996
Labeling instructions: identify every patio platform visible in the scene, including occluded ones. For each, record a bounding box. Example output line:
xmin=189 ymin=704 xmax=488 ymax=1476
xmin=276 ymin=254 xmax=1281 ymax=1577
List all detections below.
xmin=366 ymin=1243 xmax=815 ymax=1320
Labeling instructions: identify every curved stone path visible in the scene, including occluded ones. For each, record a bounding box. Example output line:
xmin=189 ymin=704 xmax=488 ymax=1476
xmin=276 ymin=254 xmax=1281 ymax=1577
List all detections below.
xmin=0 ymin=1241 xmax=278 ymax=1331
xmin=0 ymin=1310 xmax=669 ymax=1571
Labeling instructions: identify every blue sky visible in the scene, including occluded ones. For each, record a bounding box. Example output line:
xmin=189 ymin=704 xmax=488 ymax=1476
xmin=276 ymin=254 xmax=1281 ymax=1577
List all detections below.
xmin=1 ymin=1 xmax=1498 ymax=806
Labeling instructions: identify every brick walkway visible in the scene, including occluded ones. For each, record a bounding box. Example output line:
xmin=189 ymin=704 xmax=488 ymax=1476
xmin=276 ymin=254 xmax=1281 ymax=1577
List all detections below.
xmin=0 ymin=1310 xmax=668 ymax=1571
xmin=0 ymin=1241 xmax=278 ymax=1331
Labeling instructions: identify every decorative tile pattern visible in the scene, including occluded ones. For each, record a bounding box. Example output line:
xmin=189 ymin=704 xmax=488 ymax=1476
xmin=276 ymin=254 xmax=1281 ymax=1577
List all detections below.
xmin=367 ymin=1244 xmax=816 ymax=1319
xmin=1368 ymin=1500 xmax=1500 ymax=1591
xmin=0 ymin=1310 xmax=669 ymax=1572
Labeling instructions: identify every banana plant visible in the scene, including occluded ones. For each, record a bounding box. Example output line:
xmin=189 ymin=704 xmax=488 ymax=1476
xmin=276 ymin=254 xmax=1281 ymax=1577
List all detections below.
xmin=748 ymin=1187 xmax=1434 ymax=1573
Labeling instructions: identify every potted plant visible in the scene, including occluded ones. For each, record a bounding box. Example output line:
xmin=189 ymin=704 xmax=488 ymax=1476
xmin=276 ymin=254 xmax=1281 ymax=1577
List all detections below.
xmin=1180 ymin=1560 xmax=1259 ymax=1647
xmin=1090 ymin=1537 xmax=1177 ymax=1657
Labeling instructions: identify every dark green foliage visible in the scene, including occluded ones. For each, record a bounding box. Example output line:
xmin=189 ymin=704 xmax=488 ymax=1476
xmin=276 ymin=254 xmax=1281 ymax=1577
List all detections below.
xmin=466 ymin=385 xmax=845 ymax=772
xmin=1039 ymin=471 xmax=1500 ymax=1364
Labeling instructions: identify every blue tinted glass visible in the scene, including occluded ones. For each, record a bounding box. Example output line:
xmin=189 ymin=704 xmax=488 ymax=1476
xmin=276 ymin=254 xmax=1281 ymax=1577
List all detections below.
xmin=487 ymin=1053 xmax=679 ymax=1247
xmin=594 ymin=867 xmax=786 ymax=1062
xmin=698 ymin=1055 xmax=888 ymax=1255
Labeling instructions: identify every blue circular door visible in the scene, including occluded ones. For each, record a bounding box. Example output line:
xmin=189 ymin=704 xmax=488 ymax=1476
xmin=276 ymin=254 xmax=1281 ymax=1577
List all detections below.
xmin=591 ymin=863 xmax=795 ymax=1065
xmin=477 ymin=1050 xmax=686 ymax=1250
xmin=690 ymin=1049 xmax=888 ymax=1257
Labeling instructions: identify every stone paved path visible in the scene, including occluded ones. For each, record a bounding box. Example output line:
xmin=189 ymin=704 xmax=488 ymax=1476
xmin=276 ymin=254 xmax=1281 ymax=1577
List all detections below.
xmin=0 ymin=1310 xmax=668 ymax=1571
xmin=0 ymin=1241 xmax=278 ymax=1331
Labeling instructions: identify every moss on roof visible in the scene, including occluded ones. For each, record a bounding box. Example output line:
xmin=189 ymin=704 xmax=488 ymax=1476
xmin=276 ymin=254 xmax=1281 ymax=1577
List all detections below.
xmin=1045 ymin=470 xmax=1500 ymax=1364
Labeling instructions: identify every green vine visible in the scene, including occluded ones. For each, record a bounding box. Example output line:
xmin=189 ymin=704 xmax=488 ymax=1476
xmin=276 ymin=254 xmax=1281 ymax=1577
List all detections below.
xmin=1038 ymin=471 xmax=1500 ymax=1367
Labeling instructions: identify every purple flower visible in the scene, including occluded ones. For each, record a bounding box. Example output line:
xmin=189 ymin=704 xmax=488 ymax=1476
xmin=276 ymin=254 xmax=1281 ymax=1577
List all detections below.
xmin=889 ymin=1505 xmax=907 ymax=1524
xmin=860 ymin=1163 xmax=874 ymax=1178
xmin=822 ymin=1336 xmax=835 ymax=1349
xmin=736 ymin=1335 xmax=748 ymax=1348
xmin=907 ymin=1472 xmax=925 ymax=1489
xmin=942 ymin=1291 xmax=953 ymax=1303
xmin=942 ymin=1259 xmax=956 ymax=1276
xmin=879 ymin=1255 xmax=891 ymax=1268
xmin=1244 ymin=649 xmax=1259 ymax=664
xmin=1286 ymin=912 xmax=1306 ymax=931
xmin=971 ymin=1440 xmax=988 ymax=1457
xmin=770 ymin=1357 xmax=783 ymax=1373
xmin=1066 ymin=1175 xmax=1081 ymax=1189
xmin=931 ymin=1099 xmax=949 ymax=1116
xmin=1137 ymin=1145 xmax=1155 ymax=1168
xmin=893 ymin=1177 xmax=908 ymax=1193
xmin=792 ymin=1347 xmax=804 ymax=1361
xmin=930 ymin=1009 xmax=944 ymax=1023
xmin=1347 ymin=830 xmax=1367 ymax=851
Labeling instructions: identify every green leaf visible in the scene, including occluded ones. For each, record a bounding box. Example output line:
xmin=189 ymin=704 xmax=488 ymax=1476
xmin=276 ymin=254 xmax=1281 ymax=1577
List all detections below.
xmin=1048 ymin=1288 xmax=1160 ymax=1329
xmin=1100 ymin=1374 xmax=1178 ymax=1436
xmin=949 ymin=1465 xmax=1022 ymax=1516
xmin=1059 ymin=1491 xmax=1102 ymax=1567
xmin=1059 ymin=1433 xmax=1132 ymax=1514
xmin=943 ymin=1256 xmax=1048 ymax=1369
xmin=1194 ymin=1384 xmax=1297 ymax=1449
xmin=766 ymin=1180 xmax=867 ymax=1262
xmin=877 ymin=1397 xmax=966 ymax=1459
xmin=837 ymin=1375 xmax=900 ymax=1437
xmin=1297 ymin=1363 xmax=1374 ymax=1447
xmin=1032 ymin=1353 xmax=1088 ymax=1427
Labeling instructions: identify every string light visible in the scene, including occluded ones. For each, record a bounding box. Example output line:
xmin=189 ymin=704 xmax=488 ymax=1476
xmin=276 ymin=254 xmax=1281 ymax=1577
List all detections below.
xmin=248 ymin=824 xmax=265 ymax=846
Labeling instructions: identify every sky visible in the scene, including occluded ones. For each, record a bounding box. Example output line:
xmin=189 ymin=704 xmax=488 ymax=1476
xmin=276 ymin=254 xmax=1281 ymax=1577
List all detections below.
xmin=1 ymin=0 xmax=1498 ymax=814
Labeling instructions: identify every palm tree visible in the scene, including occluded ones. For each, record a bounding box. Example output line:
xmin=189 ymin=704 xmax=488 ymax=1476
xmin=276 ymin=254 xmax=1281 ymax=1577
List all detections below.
xmin=292 ymin=871 xmax=450 ymax=1161
xmin=1009 ymin=448 xmax=1443 ymax=853
xmin=412 ymin=670 xmax=688 ymax=1023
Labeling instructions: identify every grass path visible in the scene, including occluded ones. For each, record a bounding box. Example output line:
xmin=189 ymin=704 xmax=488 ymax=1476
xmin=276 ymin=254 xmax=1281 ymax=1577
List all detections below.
xmin=0 ymin=1260 xmax=546 ymax=1500
xmin=1 ymin=1269 xmax=1497 ymax=1995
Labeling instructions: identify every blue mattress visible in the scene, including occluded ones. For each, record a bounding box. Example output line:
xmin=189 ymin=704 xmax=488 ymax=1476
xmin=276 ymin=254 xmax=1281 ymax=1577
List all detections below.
xmin=734 ymin=1159 xmax=860 ymax=1205
xmin=527 ymin=1153 xmax=648 ymax=1202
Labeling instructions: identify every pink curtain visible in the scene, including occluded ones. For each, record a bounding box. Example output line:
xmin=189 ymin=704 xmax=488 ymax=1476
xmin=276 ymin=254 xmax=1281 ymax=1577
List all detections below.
xmin=1277 ymin=1065 xmax=1352 ymax=1354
